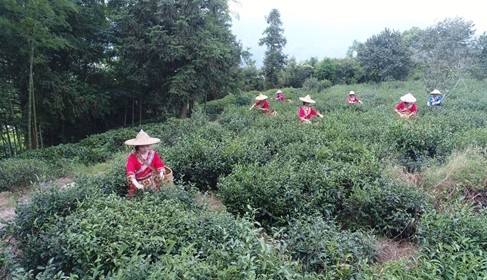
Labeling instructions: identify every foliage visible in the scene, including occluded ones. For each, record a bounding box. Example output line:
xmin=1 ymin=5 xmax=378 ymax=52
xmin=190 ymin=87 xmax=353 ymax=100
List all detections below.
xmin=314 ymin=57 xmax=365 ymax=85
xmin=259 ymin=8 xmax=288 ymax=88
xmin=4 ymin=192 xmax=314 ymax=279
xmin=280 ymin=215 xmax=377 ymax=276
xmin=342 ymin=180 xmax=431 ymax=239
xmin=281 ymin=58 xmax=314 ymax=88
xmin=111 ymin=0 xmax=241 ymax=118
xmin=302 ymin=77 xmax=332 ymax=92
xmin=357 ymin=28 xmax=412 ymax=82
xmin=414 ymin=17 xmax=477 ymax=95
xmin=1 ymin=185 xmax=99 ymax=273
xmin=471 ymin=32 xmax=487 ymax=80
xmin=0 ymin=158 xmax=51 ymax=191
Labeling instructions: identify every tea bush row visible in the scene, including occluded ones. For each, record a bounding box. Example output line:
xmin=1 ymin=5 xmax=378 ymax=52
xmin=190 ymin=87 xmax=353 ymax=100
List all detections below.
xmin=4 ymin=190 xmax=320 ymax=279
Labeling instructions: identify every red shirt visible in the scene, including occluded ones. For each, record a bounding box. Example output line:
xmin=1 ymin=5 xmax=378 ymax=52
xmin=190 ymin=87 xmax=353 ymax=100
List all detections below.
xmin=126 ymin=150 xmax=164 ymax=180
xmin=346 ymin=96 xmax=361 ymax=104
xmin=298 ymin=106 xmax=318 ymax=121
xmin=276 ymin=93 xmax=285 ymax=101
xmin=255 ymin=100 xmax=270 ymax=112
xmin=395 ymin=102 xmax=417 ymax=114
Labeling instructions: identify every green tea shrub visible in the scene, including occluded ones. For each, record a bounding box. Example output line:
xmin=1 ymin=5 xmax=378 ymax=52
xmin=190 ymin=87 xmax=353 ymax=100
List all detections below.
xmin=1 ymin=185 xmax=99 ymax=272
xmin=416 ymin=202 xmax=487 ymax=250
xmin=9 ymin=193 xmax=313 ymax=279
xmin=0 ymin=158 xmax=51 ymax=191
xmin=386 ymin=120 xmax=452 ymax=172
xmin=75 ymin=153 xmax=128 ymax=196
xmin=281 ymin=215 xmax=376 ymax=277
xmin=218 ymin=160 xmax=368 ymax=228
xmin=342 ymin=180 xmax=431 ymax=239
xmin=17 ymin=127 xmax=135 ymax=165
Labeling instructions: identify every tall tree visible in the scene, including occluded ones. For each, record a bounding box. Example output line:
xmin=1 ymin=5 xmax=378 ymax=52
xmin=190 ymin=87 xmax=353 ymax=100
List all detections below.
xmin=259 ymin=8 xmax=287 ymax=89
xmin=356 ymin=28 xmax=412 ymax=83
xmin=111 ymin=0 xmax=241 ymax=119
xmin=471 ymin=32 xmax=487 ymax=80
xmin=414 ymin=17 xmax=476 ymax=94
xmin=0 ymin=0 xmax=76 ymax=149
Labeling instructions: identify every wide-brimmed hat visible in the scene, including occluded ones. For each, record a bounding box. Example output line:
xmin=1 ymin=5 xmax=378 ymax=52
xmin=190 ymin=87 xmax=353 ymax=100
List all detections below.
xmin=348 ymin=90 xmax=356 ymax=95
xmin=255 ymin=94 xmax=268 ymax=100
xmin=400 ymin=93 xmax=417 ymax=103
xmin=276 ymin=90 xmax=283 ymax=94
xmin=299 ymin=95 xmax=316 ymax=104
xmin=124 ymin=130 xmax=160 ymax=146
xmin=430 ymin=89 xmax=442 ymax=95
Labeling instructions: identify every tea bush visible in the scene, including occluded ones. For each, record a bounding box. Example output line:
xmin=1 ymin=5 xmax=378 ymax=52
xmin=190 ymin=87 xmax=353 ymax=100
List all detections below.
xmin=0 ymin=158 xmax=51 ymax=191
xmin=75 ymin=153 xmax=129 ymax=196
xmin=280 ymin=215 xmax=376 ymax=276
xmin=217 ymin=157 xmax=382 ymax=229
xmin=1 ymin=185 xmax=99 ymax=271
xmin=415 ymin=201 xmax=487 ymax=250
xmin=7 ymin=192 xmax=318 ymax=279
xmin=342 ymin=180 xmax=431 ymax=239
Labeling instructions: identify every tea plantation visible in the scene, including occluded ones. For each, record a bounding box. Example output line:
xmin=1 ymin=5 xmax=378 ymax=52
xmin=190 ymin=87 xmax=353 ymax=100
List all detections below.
xmin=1 ymin=80 xmax=487 ymax=279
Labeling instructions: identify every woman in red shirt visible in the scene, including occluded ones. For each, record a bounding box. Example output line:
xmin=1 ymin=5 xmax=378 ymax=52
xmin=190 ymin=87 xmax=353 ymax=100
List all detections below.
xmin=395 ymin=93 xmax=417 ymax=119
xmin=275 ymin=90 xmax=285 ymax=102
xmin=298 ymin=95 xmax=323 ymax=124
xmin=346 ymin=90 xmax=363 ymax=104
xmin=250 ymin=94 xmax=276 ymax=115
xmin=125 ymin=130 xmax=166 ymax=196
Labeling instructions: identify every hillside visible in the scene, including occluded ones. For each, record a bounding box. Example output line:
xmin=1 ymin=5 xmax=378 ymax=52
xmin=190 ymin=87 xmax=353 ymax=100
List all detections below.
xmin=1 ymin=79 xmax=487 ymax=279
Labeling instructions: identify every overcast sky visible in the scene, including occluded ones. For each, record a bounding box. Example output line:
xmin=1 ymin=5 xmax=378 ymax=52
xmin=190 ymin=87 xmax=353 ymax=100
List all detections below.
xmin=229 ymin=0 xmax=487 ymax=66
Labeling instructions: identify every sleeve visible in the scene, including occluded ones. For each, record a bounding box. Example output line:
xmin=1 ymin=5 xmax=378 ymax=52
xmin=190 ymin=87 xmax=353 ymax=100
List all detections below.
xmin=311 ymin=108 xmax=318 ymax=117
xmin=411 ymin=104 xmax=417 ymax=113
xmin=152 ymin=151 xmax=165 ymax=171
xmin=395 ymin=103 xmax=403 ymax=110
xmin=126 ymin=154 xmax=137 ymax=177
xmin=298 ymin=107 xmax=305 ymax=118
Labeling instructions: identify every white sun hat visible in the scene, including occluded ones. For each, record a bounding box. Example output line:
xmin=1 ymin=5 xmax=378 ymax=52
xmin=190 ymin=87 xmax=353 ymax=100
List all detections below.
xmin=255 ymin=94 xmax=268 ymax=100
xmin=400 ymin=93 xmax=417 ymax=103
xmin=349 ymin=91 xmax=356 ymax=95
xmin=299 ymin=95 xmax=316 ymax=104
xmin=124 ymin=130 xmax=160 ymax=146
xmin=430 ymin=89 xmax=442 ymax=95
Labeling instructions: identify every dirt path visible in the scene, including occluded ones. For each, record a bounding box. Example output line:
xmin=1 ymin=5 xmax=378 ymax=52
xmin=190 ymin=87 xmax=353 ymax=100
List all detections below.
xmin=0 ymin=190 xmax=29 ymax=229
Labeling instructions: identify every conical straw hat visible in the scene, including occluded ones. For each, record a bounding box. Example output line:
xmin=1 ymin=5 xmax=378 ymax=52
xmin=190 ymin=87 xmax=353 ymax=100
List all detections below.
xmin=299 ymin=95 xmax=316 ymax=104
xmin=124 ymin=130 xmax=160 ymax=146
xmin=255 ymin=94 xmax=268 ymax=100
xmin=400 ymin=93 xmax=417 ymax=103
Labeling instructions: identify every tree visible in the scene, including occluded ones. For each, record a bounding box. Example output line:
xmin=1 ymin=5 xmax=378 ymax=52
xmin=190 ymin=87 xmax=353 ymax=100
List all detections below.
xmin=356 ymin=28 xmax=412 ymax=83
xmin=259 ymin=9 xmax=287 ymax=89
xmin=414 ymin=17 xmax=476 ymax=94
xmin=111 ymin=0 xmax=241 ymax=119
xmin=471 ymin=32 xmax=487 ymax=80
xmin=0 ymin=0 xmax=77 ymax=149
xmin=281 ymin=58 xmax=313 ymax=88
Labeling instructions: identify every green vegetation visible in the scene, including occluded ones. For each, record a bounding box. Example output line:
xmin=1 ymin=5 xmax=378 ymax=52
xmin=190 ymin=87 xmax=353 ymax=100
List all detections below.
xmin=2 ymin=79 xmax=487 ymax=278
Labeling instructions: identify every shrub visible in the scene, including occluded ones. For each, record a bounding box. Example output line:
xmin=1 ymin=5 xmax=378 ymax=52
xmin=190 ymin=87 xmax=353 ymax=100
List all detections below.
xmin=0 ymin=158 xmax=51 ymax=191
xmin=218 ymin=160 xmax=371 ymax=229
xmin=6 ymin=192 xmax=313 ymax=279
xmin=342 ymin=180 xmax=431 ymax=239
xmin=1 ymin=185 xmax=99 ymax=272
xmin=280 ymin=215 xmax=376 ymax=277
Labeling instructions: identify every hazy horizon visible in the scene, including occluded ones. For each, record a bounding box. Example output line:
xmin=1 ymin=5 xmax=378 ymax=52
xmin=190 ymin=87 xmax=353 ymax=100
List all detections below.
xmin=230 ymin=0 xmax=486 ymax=66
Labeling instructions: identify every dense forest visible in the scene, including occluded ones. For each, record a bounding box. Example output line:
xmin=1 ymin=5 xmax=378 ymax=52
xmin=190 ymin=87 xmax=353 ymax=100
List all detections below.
xmin=1 ymin=0 xmax=486 ymax=157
